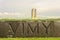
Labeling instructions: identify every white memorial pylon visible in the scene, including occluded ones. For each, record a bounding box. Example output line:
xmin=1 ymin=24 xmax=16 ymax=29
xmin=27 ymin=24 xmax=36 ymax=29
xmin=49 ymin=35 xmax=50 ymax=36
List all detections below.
xmin=31 ymin=8 xmax=37 ymax=19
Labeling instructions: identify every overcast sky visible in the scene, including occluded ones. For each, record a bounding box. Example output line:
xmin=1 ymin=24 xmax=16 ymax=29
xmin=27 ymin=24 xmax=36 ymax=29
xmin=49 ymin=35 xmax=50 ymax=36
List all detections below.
xmin=0 ymin=0 xmax=60 ymax=19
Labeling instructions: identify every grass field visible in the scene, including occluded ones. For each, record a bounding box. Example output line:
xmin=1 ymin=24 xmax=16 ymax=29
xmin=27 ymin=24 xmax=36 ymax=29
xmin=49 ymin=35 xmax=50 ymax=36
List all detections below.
xmin=0 ymin=38 xmax=60 ymax=40
xmin=0 ymin=18 xmax=60 ymax=21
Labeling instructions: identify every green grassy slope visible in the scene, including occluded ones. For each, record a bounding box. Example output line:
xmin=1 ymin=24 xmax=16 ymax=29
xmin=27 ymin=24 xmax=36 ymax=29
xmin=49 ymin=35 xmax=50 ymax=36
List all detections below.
xmin=0 ymin=18 xmax=60 ymax=21
xmin=0 ymin=38 xmax=60 ymax=40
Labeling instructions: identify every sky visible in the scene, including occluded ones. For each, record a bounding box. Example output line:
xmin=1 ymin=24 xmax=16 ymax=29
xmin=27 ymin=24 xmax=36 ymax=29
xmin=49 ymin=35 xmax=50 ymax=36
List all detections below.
xmin=0 ymin=0 xmax=60 ymax=19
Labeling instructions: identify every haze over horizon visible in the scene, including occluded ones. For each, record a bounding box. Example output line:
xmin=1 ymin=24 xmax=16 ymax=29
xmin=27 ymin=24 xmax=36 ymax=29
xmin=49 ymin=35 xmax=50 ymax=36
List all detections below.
xmin=0 ymin=0 xmax=60 ymax=19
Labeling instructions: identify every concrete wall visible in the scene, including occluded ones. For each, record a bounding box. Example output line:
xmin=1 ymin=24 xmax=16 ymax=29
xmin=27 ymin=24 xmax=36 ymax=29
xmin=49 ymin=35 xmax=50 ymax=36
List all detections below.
xmin=0 ymin=21 xmax=60 ymax=37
